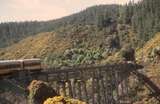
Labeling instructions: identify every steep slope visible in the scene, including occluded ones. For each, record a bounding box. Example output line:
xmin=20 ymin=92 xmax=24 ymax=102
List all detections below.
xmin=136 ymin=32 xmax=160 ymax=89
xmin=136 ymin=32 xmax=160 ymax=61
xmin=1 ymin=0 xmax=160 ymax=49
xmin=133 ymin=32 xmax=160 ymax=104
xmin=0 ymin=24 xmax=138 ymax=66
xmin=0 ymin=32 xmax=72 ymax=60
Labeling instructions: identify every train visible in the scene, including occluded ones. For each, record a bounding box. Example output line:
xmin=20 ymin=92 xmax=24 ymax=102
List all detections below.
xmin=0 ymin=59 xmax=42 ymax=77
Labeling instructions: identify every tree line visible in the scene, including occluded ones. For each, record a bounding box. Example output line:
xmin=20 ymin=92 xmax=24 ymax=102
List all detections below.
xmin=0 ymin=0 xmax=159 ymax=48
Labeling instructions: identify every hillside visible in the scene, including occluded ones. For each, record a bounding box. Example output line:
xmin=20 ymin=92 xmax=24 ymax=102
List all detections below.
xmin=0 ymin=32 xmax=72 ymax=60
xmin=0 ymin=24 xmax=138 ymax=66
xmin=0 ymin=0 xmax=160 ymax=104
xmin=136 ymin=32 xmax=160 ymax=62
xmin=133 ymin=32 xmax=160 ymax=104
xmin=0 ymin=5 xmax=119 ymax=48
xmin=0 ymin=0 xmax=160 ymax=48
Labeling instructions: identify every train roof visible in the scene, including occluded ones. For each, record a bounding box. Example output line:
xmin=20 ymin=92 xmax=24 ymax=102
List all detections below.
xmin=0 ymin=59 xmax=41 ymax=64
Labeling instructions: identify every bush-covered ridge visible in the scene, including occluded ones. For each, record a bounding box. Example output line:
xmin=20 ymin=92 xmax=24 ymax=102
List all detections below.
xmin=0 ymin=5 xmax=119 ymax=48
xmin=0 ymin=32 xmax=72 ymax=60
xmin=0 ymin=0 xmax=160 ymax=48
xmin=0 ymin=24 xmax=137 ymax=66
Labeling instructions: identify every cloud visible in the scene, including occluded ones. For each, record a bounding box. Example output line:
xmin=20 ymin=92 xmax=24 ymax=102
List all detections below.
xmin=0 ymin=0 xmax=70 ymax=22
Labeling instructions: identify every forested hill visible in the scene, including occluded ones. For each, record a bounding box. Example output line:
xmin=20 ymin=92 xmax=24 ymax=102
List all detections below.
xmin=0 ymin=0 xmax=160 ymax=48
xmin=125 ymin=0 xmax=160 ymax=42
xmin=0 ymin=5 xmax=119 ymax=48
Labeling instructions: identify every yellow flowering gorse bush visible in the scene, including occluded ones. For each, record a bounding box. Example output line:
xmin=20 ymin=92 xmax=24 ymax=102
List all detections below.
xmin=43 ymin=96 xmax=86 ymax=104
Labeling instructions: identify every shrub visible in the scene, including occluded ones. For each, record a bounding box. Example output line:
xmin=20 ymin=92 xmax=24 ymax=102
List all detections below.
xmin=147 ymin=46 xmax=160 ymax=63
xmin=120 ymin=45 xmax=135 ymax=61
xmin=43 ymin=96 xmax=86 ymax=104
xmin=43 ymin=48 xmax=104 ymax=67
xmin=153 ymin=46 xmax=160 ymax=56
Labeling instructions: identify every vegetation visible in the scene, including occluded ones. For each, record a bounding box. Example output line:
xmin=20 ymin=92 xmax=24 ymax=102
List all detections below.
xmin=0 ymin=5 xmax=119 ymax=48
xmin=27 ymin=80 xmax=86 ymax=104
xmin=44 ymin=48 xmax=104 ymax=67
xmin=120 ymin=0 xmax=160 ymax=44
xmin=136 ymin=32 xmax=160 ymax=63
xmin=0 ymin=32 xmax=72 ymax=60
xmin=0 ymin=0 xmax=159 ymax=64
xmin=0 ymin=0 xmax=160 ymax=66
xmin=0 ymin=24 xmax=136 ymax=65
xmin=121 ymin=45 xmax=135 ymax=61
xmin=28 ymin=80 xmax=57 ymax=104
xmin=44 ymin=96 xmax=86 ymax=104
xmin=0 ymin=0 xmax=159 ymax=48
xmin=0 ymin=1 xmax=160 ymax=103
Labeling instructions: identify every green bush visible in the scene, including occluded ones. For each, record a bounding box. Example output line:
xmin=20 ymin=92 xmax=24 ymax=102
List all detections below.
xmin=120 ymin=45 xmax=135 ymax=61
xmin=43 ymin=48 xmax=104 ymax=67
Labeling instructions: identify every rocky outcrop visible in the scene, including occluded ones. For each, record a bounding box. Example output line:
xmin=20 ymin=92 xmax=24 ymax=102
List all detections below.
xmin=28 ymin=80 xmax=58 ymax=104
xmin=28 ymin=80 xmax=87 ymax=104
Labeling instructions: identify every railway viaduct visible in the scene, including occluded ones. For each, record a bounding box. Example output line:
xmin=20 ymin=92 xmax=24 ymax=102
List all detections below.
xmin=0 ymin=62 xmax=160 ymax=104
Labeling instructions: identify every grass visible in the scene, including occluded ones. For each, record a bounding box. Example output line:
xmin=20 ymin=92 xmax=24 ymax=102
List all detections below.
xmin=136 ymin=32 xmax=160 ymax=61
xmin=0 ymin=32 xmax=72 ymax=60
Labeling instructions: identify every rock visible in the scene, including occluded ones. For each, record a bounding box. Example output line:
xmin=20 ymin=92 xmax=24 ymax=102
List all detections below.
xmin=28 ymin=80 xmax=58 ymax=104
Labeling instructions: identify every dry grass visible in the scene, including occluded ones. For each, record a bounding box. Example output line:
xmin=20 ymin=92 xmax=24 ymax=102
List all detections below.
xmin=136 ymin=32 xmax=160 ymax=61
xmin=0 ymin=32 xmax=72 ymax=60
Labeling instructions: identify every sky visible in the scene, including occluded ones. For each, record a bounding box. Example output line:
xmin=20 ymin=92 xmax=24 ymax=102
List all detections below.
xmin=0 ymin=0 xmax=139 ymax=22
